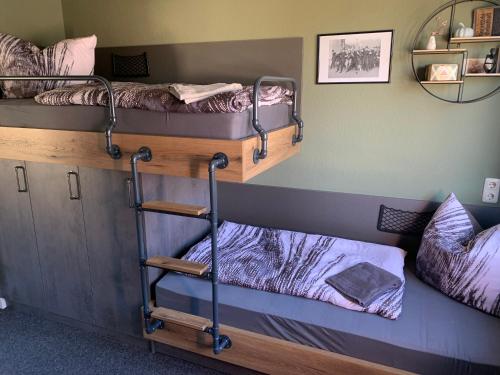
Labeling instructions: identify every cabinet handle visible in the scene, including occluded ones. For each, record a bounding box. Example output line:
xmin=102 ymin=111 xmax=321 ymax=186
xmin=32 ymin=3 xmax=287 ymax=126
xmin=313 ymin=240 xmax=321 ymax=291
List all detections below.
xmin=67 ymin=171 xmax=81 ymax=200
xmin=14 ymin=166 xmax=28 ymax=193
xmin=126 ymin=178 xmax=134 ymax=208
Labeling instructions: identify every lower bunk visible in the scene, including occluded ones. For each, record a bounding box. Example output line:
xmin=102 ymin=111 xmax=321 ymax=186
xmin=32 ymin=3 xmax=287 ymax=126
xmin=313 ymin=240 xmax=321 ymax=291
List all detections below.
xmin=151 ymin=265 xmax=500 ymax=375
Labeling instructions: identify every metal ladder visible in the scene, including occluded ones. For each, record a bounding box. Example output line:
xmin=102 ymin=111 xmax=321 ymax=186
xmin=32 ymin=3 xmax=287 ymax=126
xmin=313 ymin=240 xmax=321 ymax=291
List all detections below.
xmin=130 ymin=147 xmax=232 ymax=355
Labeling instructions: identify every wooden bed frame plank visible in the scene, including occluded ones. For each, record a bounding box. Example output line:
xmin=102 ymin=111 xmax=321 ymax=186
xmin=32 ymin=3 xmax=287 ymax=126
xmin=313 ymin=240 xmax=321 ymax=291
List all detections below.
xmin=0 ymin=125 xmax=299 ymax=182
xmin=145 ymin=320 xmax=413 ymax=375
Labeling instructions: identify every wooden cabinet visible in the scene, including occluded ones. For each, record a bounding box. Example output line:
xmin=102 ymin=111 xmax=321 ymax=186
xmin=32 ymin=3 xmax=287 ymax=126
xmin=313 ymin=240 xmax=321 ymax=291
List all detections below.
xmin=26 ymin=162 xmax=94 ymax=323
xmin=0 ymin=160 xmax=44 ymax=308
xmin=0 ymin=161 xmax=142 ymax=333
xmin=79 ymin=167 xmax=142 ymax=335
xmin=0 ymin=161 xmax=209 ymax=336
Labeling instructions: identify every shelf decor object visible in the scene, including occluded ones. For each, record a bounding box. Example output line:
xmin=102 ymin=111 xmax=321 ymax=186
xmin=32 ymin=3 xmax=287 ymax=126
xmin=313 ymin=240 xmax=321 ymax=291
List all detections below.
xmin=426 ymin=16 xmax=449 ymax=50
xmin=411 ymin=0 xmax=500 ymax=103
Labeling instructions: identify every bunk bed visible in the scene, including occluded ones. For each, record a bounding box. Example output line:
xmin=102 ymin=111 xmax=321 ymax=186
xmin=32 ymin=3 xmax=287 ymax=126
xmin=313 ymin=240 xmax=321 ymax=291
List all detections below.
xmin=1 ymin=39 xmax=498 ymax=375
xmin=0 ymin=72 xmax=412 ymax=374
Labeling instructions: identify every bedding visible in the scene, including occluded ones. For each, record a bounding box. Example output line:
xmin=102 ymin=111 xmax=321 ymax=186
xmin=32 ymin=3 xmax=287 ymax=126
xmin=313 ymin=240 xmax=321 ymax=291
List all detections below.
xmin=0 ymin=33 xmax=96 ymax=98
xmin=168 ymin=83 xmax=243 ymax=104
xmin=156 ymin=264 xmax=500 ymax=375
xmin=417 ymin=193 xmax=500 ymax=317
xmin=34 ymin=81 xmax=292 ymax=113
xmin=0 ymin=99 xmax=290 ymax=139
xmin=182 ymin=221 xmax=406 ymax=319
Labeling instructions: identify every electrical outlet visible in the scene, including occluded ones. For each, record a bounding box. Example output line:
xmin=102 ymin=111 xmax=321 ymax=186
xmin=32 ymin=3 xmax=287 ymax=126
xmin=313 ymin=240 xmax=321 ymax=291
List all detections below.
xmin=482 ymin=178 xmax=500 ymax=204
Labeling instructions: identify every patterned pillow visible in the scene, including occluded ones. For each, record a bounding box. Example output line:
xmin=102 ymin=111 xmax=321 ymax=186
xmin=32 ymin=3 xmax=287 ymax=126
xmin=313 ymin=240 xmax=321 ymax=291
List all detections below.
xmin=417 ymin=193 xmax=500 ymax=317
xmin=0 ymin=33 xmax=97 ymax=98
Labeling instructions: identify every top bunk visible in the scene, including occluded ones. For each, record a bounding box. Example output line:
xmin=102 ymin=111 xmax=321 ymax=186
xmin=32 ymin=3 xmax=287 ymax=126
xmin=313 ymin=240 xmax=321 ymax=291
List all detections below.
xmin=0 ymin=37 xmax=304 ymax=182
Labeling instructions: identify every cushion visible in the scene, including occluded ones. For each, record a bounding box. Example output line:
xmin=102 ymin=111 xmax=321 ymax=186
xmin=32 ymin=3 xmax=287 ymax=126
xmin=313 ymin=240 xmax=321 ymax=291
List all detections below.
xmin=0 ymin=33 xmax=96 ymax=98
xmin=417 ymin=193 xmax=500 ymax=317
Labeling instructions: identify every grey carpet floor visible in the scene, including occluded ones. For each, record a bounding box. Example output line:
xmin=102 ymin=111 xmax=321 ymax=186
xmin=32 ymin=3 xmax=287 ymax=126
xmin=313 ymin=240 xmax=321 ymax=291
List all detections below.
xmin=0 ymin=307 xmax=223 ymax=375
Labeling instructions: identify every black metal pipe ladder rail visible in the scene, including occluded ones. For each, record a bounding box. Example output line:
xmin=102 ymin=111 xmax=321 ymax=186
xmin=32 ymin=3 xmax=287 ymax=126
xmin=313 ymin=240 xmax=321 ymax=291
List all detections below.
xmin=127 ymin=76 xmax=303 ymax=355
xmin=130 ymin=147 xmax=232 ymax=354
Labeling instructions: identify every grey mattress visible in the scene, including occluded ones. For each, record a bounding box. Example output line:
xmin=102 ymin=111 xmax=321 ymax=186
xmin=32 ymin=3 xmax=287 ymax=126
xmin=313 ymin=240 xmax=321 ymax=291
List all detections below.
xmin=0 ymin=99 xmax=290 ymax=139
xmin=156 ymin=264 xmax=500 ymax=375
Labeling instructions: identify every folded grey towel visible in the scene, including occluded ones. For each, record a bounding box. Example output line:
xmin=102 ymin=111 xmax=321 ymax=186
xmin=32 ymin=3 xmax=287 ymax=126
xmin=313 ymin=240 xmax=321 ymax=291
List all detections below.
xmin=325 ymin=262 xmax=403 ymax=307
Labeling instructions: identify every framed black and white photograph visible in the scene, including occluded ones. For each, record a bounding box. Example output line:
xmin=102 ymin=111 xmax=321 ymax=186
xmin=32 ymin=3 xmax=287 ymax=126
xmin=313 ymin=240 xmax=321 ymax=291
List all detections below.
xmin=317 ymin=30 xmax=394 ymax=84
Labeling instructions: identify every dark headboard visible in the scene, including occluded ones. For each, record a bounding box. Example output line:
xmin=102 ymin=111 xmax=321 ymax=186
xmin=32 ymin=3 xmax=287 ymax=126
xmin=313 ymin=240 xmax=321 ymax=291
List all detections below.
xmin=95 ymin=37 xmax=303 ymax=89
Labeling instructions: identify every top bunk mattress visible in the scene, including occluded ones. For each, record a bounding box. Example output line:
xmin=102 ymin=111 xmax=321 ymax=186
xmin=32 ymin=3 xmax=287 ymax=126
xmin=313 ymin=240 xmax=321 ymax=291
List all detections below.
xmin=0 ymin=99 xmax=291 ymax=140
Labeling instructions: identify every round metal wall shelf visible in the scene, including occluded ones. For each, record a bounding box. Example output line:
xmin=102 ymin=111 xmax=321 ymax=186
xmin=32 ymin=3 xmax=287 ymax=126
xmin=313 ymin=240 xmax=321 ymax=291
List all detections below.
xmin=411 ymin=0 xmax=500 ymax=103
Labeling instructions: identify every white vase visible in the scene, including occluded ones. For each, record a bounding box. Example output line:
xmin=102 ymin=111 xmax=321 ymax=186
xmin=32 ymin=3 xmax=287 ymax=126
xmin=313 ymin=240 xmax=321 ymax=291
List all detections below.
xmin=426 ymin=35 xmax=437 ymax=50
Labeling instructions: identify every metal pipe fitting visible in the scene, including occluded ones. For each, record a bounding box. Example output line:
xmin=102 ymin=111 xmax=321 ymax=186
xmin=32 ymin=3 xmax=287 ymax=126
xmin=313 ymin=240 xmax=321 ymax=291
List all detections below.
xmin=252 ymin=76 xmax=304 ymax=163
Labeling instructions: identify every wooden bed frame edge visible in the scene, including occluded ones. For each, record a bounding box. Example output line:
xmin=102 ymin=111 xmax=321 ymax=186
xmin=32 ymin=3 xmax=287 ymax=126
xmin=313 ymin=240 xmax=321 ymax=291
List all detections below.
xmin=144 ymin=308 xmax=414 ymax=375
xmin=0 ymin=125 xmax=300 ymax=182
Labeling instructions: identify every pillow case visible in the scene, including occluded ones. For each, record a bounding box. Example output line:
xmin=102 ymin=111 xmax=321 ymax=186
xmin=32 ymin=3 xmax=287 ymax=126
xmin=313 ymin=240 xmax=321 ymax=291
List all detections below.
xmin=417 ymin=193 xmax=500 ymax=317
xmin=0 ymin=33 xmax=96 ymax=98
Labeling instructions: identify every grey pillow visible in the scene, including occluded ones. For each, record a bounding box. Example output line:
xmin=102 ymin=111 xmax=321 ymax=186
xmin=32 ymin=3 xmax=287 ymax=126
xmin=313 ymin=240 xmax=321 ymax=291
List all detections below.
xmin=417 ymin=193 xmax=500 ymax=317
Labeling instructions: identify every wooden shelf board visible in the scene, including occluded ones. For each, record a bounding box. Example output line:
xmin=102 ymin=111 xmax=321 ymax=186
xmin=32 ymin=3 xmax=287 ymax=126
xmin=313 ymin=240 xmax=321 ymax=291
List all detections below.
xmin=421 ymin=80 xmax=464 ymax=84
xmin=151 ymin=307 xmax=210 ymax=331
xmin=146 ymin=256 xmax=209 ymax=276
xmin=412 ymin=49 xmax=466 ymax=55
xmin=142 ymin=200 xmax=208 ymax=216
xmin=450 ymin=36 xmax=500 ymax=44
xmin=464 ymin=73 xmax=500 ymax=77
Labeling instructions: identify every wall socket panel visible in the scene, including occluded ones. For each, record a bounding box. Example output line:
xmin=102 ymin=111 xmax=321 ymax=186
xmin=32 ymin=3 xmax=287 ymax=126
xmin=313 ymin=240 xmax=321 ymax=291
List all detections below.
xmin=482 ymin=178 xmax=500 ymax=204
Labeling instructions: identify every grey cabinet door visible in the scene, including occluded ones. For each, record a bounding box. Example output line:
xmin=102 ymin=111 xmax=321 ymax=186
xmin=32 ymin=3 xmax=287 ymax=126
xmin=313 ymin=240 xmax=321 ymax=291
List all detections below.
xmin=0 ymin=160 xmax=44 ymax=308
xmin=79 ymin=167 xmax=142 ymax=335
xmin=27 ymin=162 xmax=93 ymax=323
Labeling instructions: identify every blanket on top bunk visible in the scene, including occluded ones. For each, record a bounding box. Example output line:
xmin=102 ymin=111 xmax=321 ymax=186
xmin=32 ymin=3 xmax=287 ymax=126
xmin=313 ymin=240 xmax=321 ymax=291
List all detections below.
xmin=34 ymin=81 xmax=292 ymax=113
xmin=183 ymin=221 xmax=407 ymax=320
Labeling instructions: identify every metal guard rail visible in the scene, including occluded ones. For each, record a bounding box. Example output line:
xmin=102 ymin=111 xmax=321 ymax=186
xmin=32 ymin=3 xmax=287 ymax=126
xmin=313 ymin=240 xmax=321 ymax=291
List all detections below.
xmin=0 ymin=75 xmax=121 ymax=159
xmin=252 ymin=76 xmax=304 ymax=164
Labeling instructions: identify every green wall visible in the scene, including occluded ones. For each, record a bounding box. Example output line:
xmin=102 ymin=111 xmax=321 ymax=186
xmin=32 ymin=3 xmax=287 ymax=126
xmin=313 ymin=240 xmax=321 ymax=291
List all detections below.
xmin=60 ymin=0 xmax=499 ymax=205
xmin=0 ymin=0 xmax=65 ymax=46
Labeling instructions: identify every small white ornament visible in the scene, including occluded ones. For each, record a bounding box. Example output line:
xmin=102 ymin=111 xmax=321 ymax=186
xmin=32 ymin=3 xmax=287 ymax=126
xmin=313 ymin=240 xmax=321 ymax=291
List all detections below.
xmin=426 ymin=35 xmax=437 ymax=50
xmin=454 ymin=23 xmax=474 ymax=38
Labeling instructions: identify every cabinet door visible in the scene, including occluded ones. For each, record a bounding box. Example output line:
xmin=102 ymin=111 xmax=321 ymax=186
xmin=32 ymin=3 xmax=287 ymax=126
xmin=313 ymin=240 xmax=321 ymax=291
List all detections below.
xmin=0 ymin=160 xmax=44 ymax=308
xmin=27 ymin=162 xmax=93 ymax=323
xmin=79 ymin=167 xmax=142 ymax=335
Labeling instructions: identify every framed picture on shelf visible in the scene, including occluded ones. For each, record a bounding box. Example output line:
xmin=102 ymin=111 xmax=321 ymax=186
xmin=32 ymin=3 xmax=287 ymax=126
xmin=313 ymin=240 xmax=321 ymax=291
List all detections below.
xmin=316 ymin=30 xmax=394 ymax=84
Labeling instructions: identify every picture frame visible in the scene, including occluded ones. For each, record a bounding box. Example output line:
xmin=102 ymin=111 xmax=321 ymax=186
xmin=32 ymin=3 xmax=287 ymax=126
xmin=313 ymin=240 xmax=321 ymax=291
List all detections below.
xmin=316 ymin=30 xmax=394 ymax=84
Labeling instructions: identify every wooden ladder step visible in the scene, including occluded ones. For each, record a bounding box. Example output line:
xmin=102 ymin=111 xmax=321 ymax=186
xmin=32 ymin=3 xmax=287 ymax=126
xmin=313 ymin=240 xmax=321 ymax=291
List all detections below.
xmin=142 ymin=200 xmax=208 ymax=216
xmin=146 ymin=256 xmax=209 ymax=276
xmin=151 ymin=307 xmax=211 ymax=331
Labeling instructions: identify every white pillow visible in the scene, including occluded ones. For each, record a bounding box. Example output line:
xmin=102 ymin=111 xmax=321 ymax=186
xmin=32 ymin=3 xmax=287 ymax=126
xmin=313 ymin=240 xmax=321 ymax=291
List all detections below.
xmin=0 ymin=33 xmax=97 ymax=98
xmin=417 ymin=193 xmax=500 ymax=317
